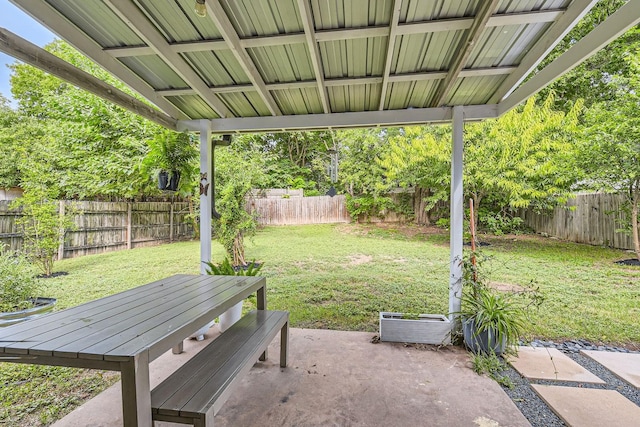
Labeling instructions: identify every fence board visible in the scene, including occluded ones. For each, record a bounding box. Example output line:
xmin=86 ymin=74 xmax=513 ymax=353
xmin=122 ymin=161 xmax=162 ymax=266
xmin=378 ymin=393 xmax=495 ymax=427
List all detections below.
xmin=250 ymin=195 xmax=349 ymax=225
xmin=520 ymin=193 xmax=634 ymax=250
xmin=0 ymin=200 xmax=194 ymax=258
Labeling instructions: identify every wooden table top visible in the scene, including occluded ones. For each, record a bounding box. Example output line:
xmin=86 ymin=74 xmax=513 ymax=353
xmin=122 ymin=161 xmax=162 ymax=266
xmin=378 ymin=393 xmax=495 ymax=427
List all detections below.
xmin=0 ymin=274 xmax=265 ymax=362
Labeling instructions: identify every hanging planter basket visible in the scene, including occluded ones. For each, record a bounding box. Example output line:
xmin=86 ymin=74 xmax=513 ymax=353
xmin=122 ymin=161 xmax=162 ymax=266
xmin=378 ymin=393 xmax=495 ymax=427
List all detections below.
xmin=158 ymin=170 xmax=180 ymax=191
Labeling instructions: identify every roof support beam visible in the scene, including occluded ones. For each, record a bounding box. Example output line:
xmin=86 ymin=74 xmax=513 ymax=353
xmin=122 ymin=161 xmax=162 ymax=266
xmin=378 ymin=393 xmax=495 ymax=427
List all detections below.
xmin=157 ymin=66 xmax=515 ymax=96
xmin=297 ymin=0 xmax=330 ymax=113
xmin=103 ymin=0 xmax=232 ymax=118
xmin=499 ymin=0 xmax=640 ymax=115
xmin=0 ymin=27 xmax=177 ymax=129
xmin=9 ymin=0 xmax=186 ymax=120
xmin=178 ymin=104 xmax=498 ymax=133
xmin=430 ymin=0 xmax=500 ymax=107
xmin=101 ymin=9 xmax=564 ymax=58
xmin=378 ymin=0 xmax=402 ymax=110
xmin=205 ymin=0 xmax=281 ymax=116
xmin=490 ymin=0 xmax=599 ymax=104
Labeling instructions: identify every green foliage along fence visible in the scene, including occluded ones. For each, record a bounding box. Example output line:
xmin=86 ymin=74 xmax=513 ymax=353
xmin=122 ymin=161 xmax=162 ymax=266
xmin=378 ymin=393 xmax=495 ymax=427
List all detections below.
xmin=0 ymin=200 xmax=194 ymax=259
xmin=520 ymin=193 xmax=634 ymax=251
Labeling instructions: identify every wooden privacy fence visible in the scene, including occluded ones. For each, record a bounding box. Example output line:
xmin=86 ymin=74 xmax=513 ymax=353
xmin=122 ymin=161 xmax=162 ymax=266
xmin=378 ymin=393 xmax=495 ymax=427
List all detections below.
xmin=520 ymin=193 xmax=634 ymax=250
xmin=249 ymin=195 xmax=350 ymax=225
xmin=0 ymin=200 xmax=194 ymax=259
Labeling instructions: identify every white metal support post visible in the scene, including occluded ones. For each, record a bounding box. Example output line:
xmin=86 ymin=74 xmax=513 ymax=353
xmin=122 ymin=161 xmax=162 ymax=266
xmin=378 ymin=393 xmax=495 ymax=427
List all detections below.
xmin=449 ymin=106 xmax=464 ymax=322
xmin=199 ymin=120 xmax=213 ymax=274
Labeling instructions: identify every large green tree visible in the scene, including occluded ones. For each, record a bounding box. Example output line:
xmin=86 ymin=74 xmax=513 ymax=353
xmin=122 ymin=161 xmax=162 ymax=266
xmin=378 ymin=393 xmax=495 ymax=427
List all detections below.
xmin=581 ymin=52 xmax=640 ymax=261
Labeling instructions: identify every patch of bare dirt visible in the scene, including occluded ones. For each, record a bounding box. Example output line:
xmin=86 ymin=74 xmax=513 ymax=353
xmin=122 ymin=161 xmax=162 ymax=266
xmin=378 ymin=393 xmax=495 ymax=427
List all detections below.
xmin=347 ymin=254 xmax=373 ymax=265
xmin=488 ymin=282 xmax=526 ymax=292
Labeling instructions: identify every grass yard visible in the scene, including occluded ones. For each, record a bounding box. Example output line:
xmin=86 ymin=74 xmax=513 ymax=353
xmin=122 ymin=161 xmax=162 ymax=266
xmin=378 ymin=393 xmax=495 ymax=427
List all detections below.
xmin=1 ymin=223 xmax=639 ymax=425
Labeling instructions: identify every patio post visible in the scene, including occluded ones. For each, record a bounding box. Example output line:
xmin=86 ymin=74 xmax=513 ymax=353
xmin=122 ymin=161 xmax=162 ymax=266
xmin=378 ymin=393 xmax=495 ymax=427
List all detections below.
xmin=449 ymin=106 xmax=464 ymax=323
xmin=199 ymin=120 xmax=213 ymax=274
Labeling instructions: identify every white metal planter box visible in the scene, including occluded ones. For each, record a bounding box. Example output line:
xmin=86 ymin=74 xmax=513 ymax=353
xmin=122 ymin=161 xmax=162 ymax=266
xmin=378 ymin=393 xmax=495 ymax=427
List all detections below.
xmin=379 ymin=312 xmax=451 ymax=345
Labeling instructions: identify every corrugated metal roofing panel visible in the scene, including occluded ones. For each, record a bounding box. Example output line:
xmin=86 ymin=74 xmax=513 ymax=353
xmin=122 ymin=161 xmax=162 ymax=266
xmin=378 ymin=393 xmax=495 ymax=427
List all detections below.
xmin=48 ymin=0 xmax=144 ymax=47
xmin=272 ymin=88 xmax=324 ymax=115
xmin=393 ymin=31 xmax=464 ymax=74
xmin=401 ymin=0 xmax=479 ymax=23
xmin=220 ymin=0 xmax=303 ymax=37
xmin=166 ymin=95 xmax=218 ymax=119
xmin=320 ymin=38 xmax=386 ymax=79
xmin=385 ymin=80 xmax=440 ymax=110
xmin=496 ymin=0 xmax=569 ymax=14
xmin=118 ymin=56 xmax=187 ymax=90
xmin=136 ymin=0 xmax=209 ymax=43
xmin=328 ymin=84 xmax=381 ymax=112
xmin=247 ymin=44 xmax=315 ymax=84
xmin=311 ymin=0 xmax=393 ymax=30
xmin=447 ymin=76 xmax=506 ymax=105
xmin=219 ymin=92 xmax=271 ymax=117
xmin=182 ymin=51 xmax=250 ymax=86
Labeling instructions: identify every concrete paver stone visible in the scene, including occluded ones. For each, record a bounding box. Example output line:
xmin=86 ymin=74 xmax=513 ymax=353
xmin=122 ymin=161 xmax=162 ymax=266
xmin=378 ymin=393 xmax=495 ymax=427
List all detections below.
xmin=581 ymin=350 xmax=640 ymax=388
xmin=508 ymin=346 xmax=605 ymax=383
xmin=532 ymin=384 xmax=640 ymax=427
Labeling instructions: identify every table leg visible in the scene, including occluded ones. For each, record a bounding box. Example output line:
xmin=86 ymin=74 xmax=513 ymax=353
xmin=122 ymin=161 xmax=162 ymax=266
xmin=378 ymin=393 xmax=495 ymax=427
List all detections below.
xmin=172 ymin=341 xmax=184 ymax=354
xmin=120 ymin=352 xmax=152 ymax=427
xmin=257 ymin=283 xmax=268 ymax=361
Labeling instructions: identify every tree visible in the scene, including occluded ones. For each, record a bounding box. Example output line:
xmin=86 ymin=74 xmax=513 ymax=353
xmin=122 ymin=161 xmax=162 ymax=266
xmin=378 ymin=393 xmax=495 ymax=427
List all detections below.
xmin=378 ymin=94 xmax=583 ymax=228
xmin=580 ymin=52 xmax=640 ymax=261
xmin=8 ymin=40 xmax=162 ymax=199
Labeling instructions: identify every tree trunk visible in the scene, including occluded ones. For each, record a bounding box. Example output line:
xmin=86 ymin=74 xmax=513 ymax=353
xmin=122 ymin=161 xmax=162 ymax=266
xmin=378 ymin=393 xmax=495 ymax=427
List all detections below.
xmin=632 ymin=182 xmax=640 ymax=262
xmin=472 ymin=193 xmax=482 ymax=230
xmin=413 ymin=187 xmax=431 ymax=225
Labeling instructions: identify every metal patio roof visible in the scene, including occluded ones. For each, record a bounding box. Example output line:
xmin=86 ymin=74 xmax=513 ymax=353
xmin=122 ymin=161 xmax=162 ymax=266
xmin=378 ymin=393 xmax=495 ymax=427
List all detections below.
xmin=8 ymin=0 xmax=640 ymax=132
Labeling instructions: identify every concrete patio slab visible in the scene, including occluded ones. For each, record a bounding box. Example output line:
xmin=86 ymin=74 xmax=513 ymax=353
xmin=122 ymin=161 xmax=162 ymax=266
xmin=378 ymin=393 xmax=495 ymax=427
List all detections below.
xmin=532 ymin=384 xmax=640 ymax=427
xmin=53 ymin=328 xmax=530 ymax=427
xmin=508 ymin=347 xmax=605 ymax=383
xmin=581 ymin=350 xmax=640 ymax=388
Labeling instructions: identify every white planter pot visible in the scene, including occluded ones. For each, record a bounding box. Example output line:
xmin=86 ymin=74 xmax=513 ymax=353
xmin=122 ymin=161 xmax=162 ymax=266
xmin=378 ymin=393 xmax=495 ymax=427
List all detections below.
xmin=219 ymin=301 xmax=243 ymax=332
xmin=379 ymin=312 xmax=452 ymax=345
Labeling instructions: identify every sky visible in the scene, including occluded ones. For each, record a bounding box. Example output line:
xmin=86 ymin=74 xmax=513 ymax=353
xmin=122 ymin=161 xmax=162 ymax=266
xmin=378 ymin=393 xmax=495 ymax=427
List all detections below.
xmin=0 ymin=2 xmax=55 ymax=104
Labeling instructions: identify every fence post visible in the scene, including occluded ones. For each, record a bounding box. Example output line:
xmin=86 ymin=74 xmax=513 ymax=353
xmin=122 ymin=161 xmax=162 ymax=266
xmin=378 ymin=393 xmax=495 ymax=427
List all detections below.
xmin=58 ymin=200 xmax=65 ymax=261
xmin=126 ymin=202 xmax=132 ymax=250
xmin=169 ymin=201 xmax=174 ymax=242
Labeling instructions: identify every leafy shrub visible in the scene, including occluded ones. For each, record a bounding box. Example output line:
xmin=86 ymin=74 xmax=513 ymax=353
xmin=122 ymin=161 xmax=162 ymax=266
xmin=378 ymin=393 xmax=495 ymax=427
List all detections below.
xmin=435 ymin=218 xmax=450 ymax=229
xmin=480 ymin=212 xmax=527 ymax=236
xmin=0 ymin=245 xmax=41 ymax=312
xmin=205 ymin=257 xmax=263 ymax=276
xmin=345 ymin=194 xmax=394 ymax=222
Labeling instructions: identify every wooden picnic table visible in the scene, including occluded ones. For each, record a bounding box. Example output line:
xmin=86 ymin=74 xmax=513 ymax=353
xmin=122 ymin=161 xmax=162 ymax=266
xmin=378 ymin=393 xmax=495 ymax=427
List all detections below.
xmin=0 ymin=274 xmax=266 ymax=427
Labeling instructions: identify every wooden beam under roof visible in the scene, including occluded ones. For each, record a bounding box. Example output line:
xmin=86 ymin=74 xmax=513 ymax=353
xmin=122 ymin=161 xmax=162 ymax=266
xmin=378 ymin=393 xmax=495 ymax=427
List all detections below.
xmin=10 ymin=0 xmax=186 ymax=120
xmin=155 ymin=66 xmax=516 ymax=96
xmin=378 ymin=0 xmax=402 ymax=111
xmin=490 ymin=0 xmax=599 ymax=104
xmin=205 ymin=0 xmax=282 ymax=116
xmin=101 ymin=9 xmax=564 ymax=58
xmin=499 ymin=0 xmax=640 ymax=114
xmin=297 ymin=0 xmax=330 ymax=114
xmin=0 ymin=27 xmax=177 ymax=130
xmin=430 ymin=0 xmax=500 ymax=107
xmin=103 ymin=0 xmax=232 ymax=119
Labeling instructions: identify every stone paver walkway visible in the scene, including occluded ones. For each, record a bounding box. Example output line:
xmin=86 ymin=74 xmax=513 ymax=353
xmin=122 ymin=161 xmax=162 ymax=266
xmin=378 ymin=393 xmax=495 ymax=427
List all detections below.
xmin=532 ymin=384 xmax=640 ymax=427
xmin=581 ymin=350 xmax=640 ymax=388
xmin=508 ymin=347 xmax=605 ymax=383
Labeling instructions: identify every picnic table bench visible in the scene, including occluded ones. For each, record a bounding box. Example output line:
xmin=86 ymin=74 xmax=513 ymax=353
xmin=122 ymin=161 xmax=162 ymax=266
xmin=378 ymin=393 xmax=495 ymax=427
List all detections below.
xmin=151 ymin=309 xmax=289 ymax=426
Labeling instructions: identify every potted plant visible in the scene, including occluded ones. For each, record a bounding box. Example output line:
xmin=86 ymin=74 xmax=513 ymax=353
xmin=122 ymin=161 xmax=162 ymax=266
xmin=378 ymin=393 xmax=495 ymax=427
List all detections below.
xmin=0 ymin=245 xmax=56 ymax=327
xmin=188 ymin=257 xmax=264 ymax=340
xmin=143 ymin=130 xmax=198 ymax=192
xmin=458 ymin=250 xmax=543 ymax=355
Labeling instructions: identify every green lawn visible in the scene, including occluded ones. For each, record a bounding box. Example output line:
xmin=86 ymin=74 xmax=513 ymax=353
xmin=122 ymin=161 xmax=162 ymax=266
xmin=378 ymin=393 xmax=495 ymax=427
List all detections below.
xmin=2 ymin=223 xmax=639 ymax=425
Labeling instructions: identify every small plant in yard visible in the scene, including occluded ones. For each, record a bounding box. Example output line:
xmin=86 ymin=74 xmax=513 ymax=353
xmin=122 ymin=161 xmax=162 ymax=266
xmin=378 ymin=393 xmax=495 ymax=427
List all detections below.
xmin=11 ymin=184 xmax=77 ymax=277
xmin=0 ymin=244 xmax=41 ymax=312
xmin=471 ymin=352 xmax=514 ymax=389
xmin=457 ymin=250 xmax=544 ymax=355
xmin=205 ymin=257 xmax=263 ymax=276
